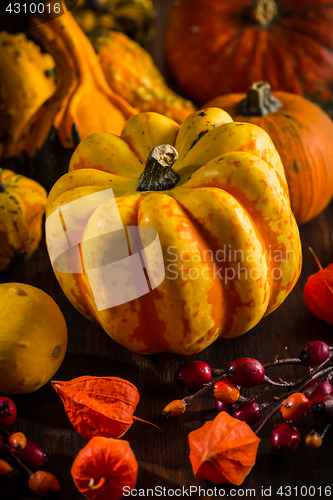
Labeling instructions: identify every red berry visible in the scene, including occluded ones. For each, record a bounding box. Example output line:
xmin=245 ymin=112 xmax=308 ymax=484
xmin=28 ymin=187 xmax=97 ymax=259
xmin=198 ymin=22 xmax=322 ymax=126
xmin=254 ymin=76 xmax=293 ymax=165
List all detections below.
xmin=215 ymin=399 xmax=235 ymax=414
xmin=308 ymin=381 xmax=333 ymax=401
xmin=213 ymin=380 xmax=240 ymax=404
xmin=299 ymin=341 xmax=330 ymax=367
xmin=280 ymin=393 xmax=309 ymax=421
xmin=308 ymin=394 xmax=333 ymax=424
xmin=175 ymin=361 xmax=211 ymax=391
xmin=0 ymin=397 xmax=17 ymax=430
xmin=227 ymin=358 xmax=265 ymax=388
xmin=233 ymin=402 xmax=263 ymax=425
xmin=28 ymin=471 xmax=60 ymax=498
xmin=11 ymin=439 xmax=49 ymax=471
xmin=270 ymin=422 xmax=301 ymax=457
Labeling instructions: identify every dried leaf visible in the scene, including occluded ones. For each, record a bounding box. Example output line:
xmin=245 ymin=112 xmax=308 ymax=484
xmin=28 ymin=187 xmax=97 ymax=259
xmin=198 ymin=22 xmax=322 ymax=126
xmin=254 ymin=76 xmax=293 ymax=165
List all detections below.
xmin=304 ymin=249 xmax=333 ymax=325
xmin=71 ymin=436 xmax=138 ymax=500
xmin=52 ymin=376 xmax=140 ymax=440
xmin=188 ymin=411 xmax=260 ymax=485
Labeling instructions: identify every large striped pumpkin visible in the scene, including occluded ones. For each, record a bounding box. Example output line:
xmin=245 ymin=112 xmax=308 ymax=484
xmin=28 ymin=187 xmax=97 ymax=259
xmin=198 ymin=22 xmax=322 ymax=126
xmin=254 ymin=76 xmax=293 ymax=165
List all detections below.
xmin=46 ymin=109 xmax=302 ymax=355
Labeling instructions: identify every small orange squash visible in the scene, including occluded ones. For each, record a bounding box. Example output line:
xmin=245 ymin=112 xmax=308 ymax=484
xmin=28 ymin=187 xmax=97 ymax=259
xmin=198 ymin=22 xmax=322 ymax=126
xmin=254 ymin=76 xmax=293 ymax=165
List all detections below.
xmin=11 ymin=9 xmax=136 ymax=190
xmin=89 ymin=30 xmax=196 ymax=124
xmin=205 ymin=82 xmax=333 ymax=225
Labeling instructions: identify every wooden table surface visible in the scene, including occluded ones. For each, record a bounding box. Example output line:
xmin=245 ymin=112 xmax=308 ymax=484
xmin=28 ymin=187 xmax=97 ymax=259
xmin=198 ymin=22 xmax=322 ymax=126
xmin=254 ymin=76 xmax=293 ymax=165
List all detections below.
xmin=2 ymin=1 xmax=333 ymax=499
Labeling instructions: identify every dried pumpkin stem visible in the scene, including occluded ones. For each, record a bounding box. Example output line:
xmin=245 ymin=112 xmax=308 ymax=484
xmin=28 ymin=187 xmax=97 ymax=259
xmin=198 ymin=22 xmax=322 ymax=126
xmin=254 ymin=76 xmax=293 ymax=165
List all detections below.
xmin=89 ymin=476 xmax=106 ymax=490
xmin=236 ymin=82 xmax=282 ymax=117
xmin=248 ymin=0 xmax=278 ymax=25
xmin=137 ymin=144 xmax=180 ymax=191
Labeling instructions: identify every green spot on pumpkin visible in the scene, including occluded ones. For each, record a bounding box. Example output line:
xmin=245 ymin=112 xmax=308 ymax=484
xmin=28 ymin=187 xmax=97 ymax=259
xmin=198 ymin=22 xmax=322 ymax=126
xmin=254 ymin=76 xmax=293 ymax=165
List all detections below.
xmin=293 ymin=160 xmax=300 ymax=173
xmin=189 ymin=130 xmax=208 ymax=151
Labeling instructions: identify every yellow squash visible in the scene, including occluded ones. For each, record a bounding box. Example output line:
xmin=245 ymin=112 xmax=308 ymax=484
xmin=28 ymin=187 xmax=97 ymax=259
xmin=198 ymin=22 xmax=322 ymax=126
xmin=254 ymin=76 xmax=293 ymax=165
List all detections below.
xmin=0 ymin=169 xmax=47 ymax=272
xmin=0 ymin=32 xmax=56 ymax=158
xmin=46 ymin=109 xmax=302 ymax=355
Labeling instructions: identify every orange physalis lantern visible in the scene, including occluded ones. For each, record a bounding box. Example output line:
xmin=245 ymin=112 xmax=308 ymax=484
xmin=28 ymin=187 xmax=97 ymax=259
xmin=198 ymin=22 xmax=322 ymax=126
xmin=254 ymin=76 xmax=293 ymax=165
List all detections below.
xmin=188 ymin=411 xmax=260 ymax=485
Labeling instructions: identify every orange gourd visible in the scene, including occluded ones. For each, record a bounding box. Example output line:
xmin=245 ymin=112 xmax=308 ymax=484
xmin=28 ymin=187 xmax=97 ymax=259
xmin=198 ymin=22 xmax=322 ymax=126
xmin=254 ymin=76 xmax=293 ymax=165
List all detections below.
xmin=89 ymin=30 xmax=196 ymax=123
xmin=165 ymin=0 xmax=333 ymax=117
xmin=205 ymin=82 xmax=333 ymax=224
xmin=11 ymin=8 xmax=136 ymax=190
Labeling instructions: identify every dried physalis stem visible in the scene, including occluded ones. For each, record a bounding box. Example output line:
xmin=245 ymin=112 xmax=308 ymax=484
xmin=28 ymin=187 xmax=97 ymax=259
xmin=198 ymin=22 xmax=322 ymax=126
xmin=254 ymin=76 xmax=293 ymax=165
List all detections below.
xmin=88 ymin=477 xmax=106 ymax=490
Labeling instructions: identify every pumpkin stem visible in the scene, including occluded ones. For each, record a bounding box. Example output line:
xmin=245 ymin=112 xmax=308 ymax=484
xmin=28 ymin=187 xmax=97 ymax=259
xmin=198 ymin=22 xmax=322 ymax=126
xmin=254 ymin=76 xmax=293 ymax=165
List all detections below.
xmin=0 ymin=181 xmax=6 ymax=193
xmin=236 ymin=81 xmax=282 ymax=117
xmin=137 ymin=144 xmax=180 ymax=191
xmin=248 ymin=0 xmax=278 ymax=25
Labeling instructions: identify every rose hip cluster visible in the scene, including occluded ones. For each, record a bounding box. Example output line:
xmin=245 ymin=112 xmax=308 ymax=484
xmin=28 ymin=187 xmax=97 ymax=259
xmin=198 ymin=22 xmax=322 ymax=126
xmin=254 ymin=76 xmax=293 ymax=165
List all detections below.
xmin=163 ymin=341 xmax=333 ymax=458
xmin=0 ymin=396 xmax=60 ymax=498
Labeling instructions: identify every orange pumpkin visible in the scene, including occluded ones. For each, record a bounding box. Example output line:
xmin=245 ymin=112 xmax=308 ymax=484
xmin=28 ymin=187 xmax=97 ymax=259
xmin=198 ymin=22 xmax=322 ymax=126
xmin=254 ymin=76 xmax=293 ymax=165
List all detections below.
xmin=205 ymin=82 xmax=333 ymax=224
xmin=165 ymin=0 xmax=333 ymax=115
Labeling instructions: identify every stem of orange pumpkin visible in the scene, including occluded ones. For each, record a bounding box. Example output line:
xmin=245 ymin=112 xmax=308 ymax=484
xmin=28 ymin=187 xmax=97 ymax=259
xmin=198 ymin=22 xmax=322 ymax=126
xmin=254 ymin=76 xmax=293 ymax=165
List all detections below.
xmin=88 ymin=477 xmax=106 ymax=490
xmin=136 ymin=144 xmax=180 ymax=191
xmin=236 ymin=81 xmax=282 ymax=117
xmin=248 ymin=0 xmax=278 ymax=25
xmin=309 ymin=247 xmax=323 ymax=270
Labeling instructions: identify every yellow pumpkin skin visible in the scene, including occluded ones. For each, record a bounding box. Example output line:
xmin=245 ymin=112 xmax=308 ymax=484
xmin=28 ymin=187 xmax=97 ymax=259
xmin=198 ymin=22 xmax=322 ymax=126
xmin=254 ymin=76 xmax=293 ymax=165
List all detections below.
xmin=205 ymin=84 xmax=333 ymax=225
xmin=46 ymin=109 xmax=302 ymax=355
xmin=89 ymin=30 xmax=196 ymax=124
xmin=0 ymin=169 xmax=47 ymax=272
xmin=0 ymin=32 xmax=56 ymax=158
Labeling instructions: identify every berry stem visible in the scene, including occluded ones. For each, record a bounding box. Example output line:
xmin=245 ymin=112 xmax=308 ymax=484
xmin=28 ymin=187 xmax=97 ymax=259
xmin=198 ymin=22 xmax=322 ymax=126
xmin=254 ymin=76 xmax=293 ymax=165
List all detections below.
xmin=182 ymin=373 xmax=226 ymax=405
xmin=263 ymin=375 xmax=295 ymax=387
xmin=321 ymin=424 xmax=331 ymax=439
xmin=2 ymin=443 xmax=33 ymax=477
xmin=255 ymin=399 xmax=285 ymax=435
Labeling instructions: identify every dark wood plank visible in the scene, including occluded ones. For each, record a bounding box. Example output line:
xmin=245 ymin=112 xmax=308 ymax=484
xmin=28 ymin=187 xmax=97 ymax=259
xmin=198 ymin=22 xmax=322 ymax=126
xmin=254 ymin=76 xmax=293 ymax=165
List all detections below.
xmin=2 ymin=1 xmax=333 ymax=498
